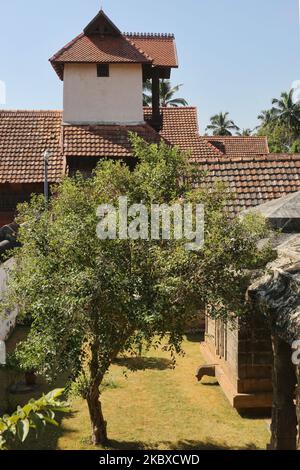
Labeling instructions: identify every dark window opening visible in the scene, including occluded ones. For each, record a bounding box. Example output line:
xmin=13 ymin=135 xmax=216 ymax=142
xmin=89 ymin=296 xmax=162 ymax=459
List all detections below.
xmin=97 ymin=64 xmax=109 ymax=77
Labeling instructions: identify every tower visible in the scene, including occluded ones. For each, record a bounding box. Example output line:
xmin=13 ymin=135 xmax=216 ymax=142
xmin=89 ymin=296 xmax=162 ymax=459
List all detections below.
xmin=50 ymin=10 xmax=178 ymax=130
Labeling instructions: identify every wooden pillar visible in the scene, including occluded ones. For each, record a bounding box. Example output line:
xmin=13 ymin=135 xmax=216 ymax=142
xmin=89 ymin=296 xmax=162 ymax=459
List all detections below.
xmin=151 ymin=68 xmax=162 ymax=131
xmin=270 ymin=334 xmax=297 ymax=450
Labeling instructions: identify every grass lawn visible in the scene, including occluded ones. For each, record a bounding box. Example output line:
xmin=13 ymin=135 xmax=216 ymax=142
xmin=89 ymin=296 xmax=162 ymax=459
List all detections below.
xmin=19 ymin=336 xmax=270 ymax=450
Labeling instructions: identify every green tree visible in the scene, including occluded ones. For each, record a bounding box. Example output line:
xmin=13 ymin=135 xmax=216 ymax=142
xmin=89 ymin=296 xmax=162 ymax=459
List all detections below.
xmin=4 ymin=135 xmax=272 ymax=446
xmin=257 ymin=109 xmax=275 ymax=127
xmin=257 ymin=121 xmax=297 ymax=153
xmin=290 ymin=140 xmax=300 ymax=153
xmin=206 ymin=112 xmax=240 ymax=136
xmin=237 ymin=128 xmax=253 ymax=137
xmin=0 ymin=389 xmax=69 ymax=450
xmin=257 ymin=89 xmax=300 ymax=152
xmin=271 ymin=89 xmax=300 ymax=134
xmin=143 ymin=79 xmax=188 ymax=107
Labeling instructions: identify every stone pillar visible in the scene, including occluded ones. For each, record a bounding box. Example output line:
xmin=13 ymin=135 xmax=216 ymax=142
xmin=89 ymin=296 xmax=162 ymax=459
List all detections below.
xmin=270 ymin=334 xmax=297 ymax=450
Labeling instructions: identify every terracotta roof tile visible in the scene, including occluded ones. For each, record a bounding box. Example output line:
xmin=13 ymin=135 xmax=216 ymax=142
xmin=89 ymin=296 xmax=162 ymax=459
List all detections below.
xmin=0 ymin=111 xmax=63 ymax=184
xmin=125 ymin=34 xmax=178 ymax=68
xmin=50 ymin=33 xmax=177 ymax=80
xmin=63 ymin=123 xmax=161 ymax=158
xmin=1 ymin=109 xmax=300 ymax=218
xmin=50 ymin=34 xmax=152 ymax=80
xmin=51 ymin=34 xmax=151 ymax=64
xmin=144 ymin=107 xmax=223 ymax=159
xmin=203 ymin=136 xmax=269 ymax=158
xmin=192 ymin=154 xmax=300 ymax=213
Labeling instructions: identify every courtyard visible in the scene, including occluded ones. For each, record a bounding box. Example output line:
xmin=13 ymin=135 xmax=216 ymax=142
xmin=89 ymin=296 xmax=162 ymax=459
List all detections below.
xmin=17 ymin=337 xmax=269 ymax=451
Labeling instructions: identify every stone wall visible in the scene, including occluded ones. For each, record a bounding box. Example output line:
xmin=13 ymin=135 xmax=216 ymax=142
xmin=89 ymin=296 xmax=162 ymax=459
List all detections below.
xmin=206 ymin=316 xmax=239 ymax=386
xmin=204 ymin=311 xmax=273 ymax=409
xmin=237 ymin=311 xmax=273 ymax=394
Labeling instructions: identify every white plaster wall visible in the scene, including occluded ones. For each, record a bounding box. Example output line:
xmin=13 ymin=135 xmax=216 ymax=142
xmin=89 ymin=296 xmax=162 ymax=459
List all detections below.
xmin=63 ymin=63 xmax=144 ymax=124
xmin=0 ymin=258 xmax=17 ymax=342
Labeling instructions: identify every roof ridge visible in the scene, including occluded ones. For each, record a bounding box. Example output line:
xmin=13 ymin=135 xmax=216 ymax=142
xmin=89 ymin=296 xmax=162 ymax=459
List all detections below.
xmin=0 ymin=109 xmax=62 ymax=114
xmin=194 ymin=154 xmax=300 ymax=163
xmin=144 ymin=106 xmax=197 ymax=110
xmin=124 ymin=36 xmax=153 ymax=62
xmin=199 ymin=137 xmax=225 ymax=157
xmin=203 ymin=135 xmax=267 ymax=139
xmin=63 ymin=123 xmax=159 ymax=130
xmin=49 ymin=33 xmax=84 ymax=62
xmin=124 ymin=33 xmax=175 ymax=39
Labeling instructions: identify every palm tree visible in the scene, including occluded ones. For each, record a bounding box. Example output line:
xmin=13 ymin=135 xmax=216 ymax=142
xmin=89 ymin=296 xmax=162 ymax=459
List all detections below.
xmin=206 ymin=112 xmax=240 ymax=136
xmin=257 ymin=109 xmax=275 ymax=126
xmin=271 ymin=89 xmax=300 ymax=134
xmin=237 ymin=128 xmax=253 ymax=136
xmin=143 ymin=80 xmax=188 ymax=107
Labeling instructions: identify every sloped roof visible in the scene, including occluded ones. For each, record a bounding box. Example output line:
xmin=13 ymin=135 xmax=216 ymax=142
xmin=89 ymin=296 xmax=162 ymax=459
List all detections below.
xmin=0 ymin=111 xmax=63 ymax=183
xmin=50 ymin=10 xmax=178 ymax=80
xmin=0 ymin=108 xmax=217 ymax=183
xmin=193 ymin=154 xmax=300 ymax=213
xmin=203 ymin=136 xmax=269 ymax=157
xmin=51 ymin=34 xmax=152 ymax=71
xmin=125 ymin=34 xmax=178 ymax=68
xmin=144 ymin=107 xmax=223 ymax=158
xmin=63 ymin=123 xmax=161 ymax=158
xmin=243 ymin=191 xmax=300 ymax=231
xmin=244 ymin=191 xmax=300 ymax=220
xmin=0 ymin=111 xmax=163 ymax=183
xmin=1 ymin=109 xmax=300 ymax=218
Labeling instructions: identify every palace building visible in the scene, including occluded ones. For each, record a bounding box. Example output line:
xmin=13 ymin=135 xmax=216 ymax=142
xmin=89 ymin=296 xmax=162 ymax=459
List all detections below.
xmin=0 ymin=8 xmax=300 ymax=412
xmin=1 ymin=9 xmax=299 ymax=227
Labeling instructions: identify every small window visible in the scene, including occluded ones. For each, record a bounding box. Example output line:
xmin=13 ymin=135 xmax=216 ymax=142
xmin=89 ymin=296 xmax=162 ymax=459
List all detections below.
xmin=97 ymin=64 xmax=109 ymax=77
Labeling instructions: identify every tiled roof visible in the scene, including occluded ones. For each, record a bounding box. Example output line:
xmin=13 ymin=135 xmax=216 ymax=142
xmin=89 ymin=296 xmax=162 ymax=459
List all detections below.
xmin=1 ymin=109 xmax=300 ymax=218
xmin=144 ymin=107 xmax=223 ymax=159
xmin=0 ymin=111 xmax=63 ymax=183
xmin=124 ymin=34 xmax=178 ymax=68
xmin=63 ymin=123 xmax=161 ymax=158
xmin=203 ymin=136 xmax=269 ymax=158
xmin=192 ymin=154 xmax=300 ymax=213
xmin=50 ymin=33 xmax=177 ymax=80
xmin=50 ymin=34 xmax=152 ymax=80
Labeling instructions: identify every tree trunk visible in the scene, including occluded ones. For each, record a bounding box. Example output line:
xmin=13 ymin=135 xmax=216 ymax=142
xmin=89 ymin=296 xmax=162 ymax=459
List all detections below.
xmin=86 ymin=384 xmax=107 ymax=446
xmin=270 ymin=334 xmax=297 ymax=450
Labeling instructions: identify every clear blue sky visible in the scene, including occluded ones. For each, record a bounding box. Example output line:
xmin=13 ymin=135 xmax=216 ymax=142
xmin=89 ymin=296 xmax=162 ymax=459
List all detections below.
xmin=0 ymin=0 xmax=299 ymax=132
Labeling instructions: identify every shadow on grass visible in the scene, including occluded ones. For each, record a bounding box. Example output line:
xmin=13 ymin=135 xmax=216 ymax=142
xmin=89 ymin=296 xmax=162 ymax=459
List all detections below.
xmin=106 ymin=439 xmax=260 ymax=451
xmin=13 ymin=411 xmax=77 ymax=450
xmin=10 ymin=373 xmax=75 ymax=451
xmin=113 ymin=356 xmax=173 ymax=371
